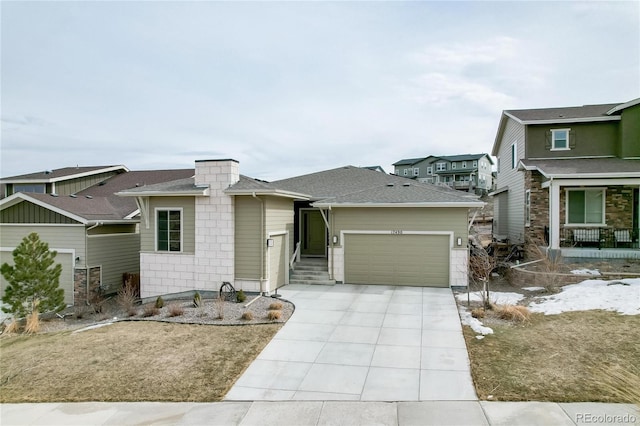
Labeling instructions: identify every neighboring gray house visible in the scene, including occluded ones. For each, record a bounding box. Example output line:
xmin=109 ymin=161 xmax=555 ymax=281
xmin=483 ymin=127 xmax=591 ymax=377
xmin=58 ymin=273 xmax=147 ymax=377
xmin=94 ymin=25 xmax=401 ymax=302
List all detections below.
xmin=117 ymin=160 xmax=483 ymax=299
xmin=491 ymin=98 xmax=640 ymax=258
xmin=393 ymin=154 xmax=494 ymax=193
xmin=0 ymin=167 xmax=194 ymax=305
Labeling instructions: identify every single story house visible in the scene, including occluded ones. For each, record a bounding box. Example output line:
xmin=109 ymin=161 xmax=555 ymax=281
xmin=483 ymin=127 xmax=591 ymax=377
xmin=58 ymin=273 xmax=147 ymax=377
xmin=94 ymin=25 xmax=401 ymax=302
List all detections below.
xmin=117 ymin=159 xmax=483 ymax=298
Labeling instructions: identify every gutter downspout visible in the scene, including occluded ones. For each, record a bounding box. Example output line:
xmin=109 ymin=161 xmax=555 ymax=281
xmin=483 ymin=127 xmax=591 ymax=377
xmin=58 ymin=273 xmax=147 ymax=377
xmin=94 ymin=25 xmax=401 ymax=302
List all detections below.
xmin=85 ymin=221 xmax=103 ymax=305
xmin=252 ymin=193 xmax=266 ymax=294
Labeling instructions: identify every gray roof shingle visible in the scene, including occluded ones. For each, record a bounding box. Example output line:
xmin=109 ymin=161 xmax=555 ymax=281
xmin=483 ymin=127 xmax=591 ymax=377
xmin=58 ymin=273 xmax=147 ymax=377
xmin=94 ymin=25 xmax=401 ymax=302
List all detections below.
xmin=521 ymin=158 xmax=640 ymax=177
xmin=1 ymin=165 xmax=128 ymax=182
xmin=505 ymin=103 xmax=620 ymax=123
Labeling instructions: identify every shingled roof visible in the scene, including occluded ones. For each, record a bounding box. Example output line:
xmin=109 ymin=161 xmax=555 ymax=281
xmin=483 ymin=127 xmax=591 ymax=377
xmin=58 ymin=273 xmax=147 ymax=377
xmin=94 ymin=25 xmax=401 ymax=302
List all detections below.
xmin=268 ymin=166 xmax=482 ymax=207
xmin=520 ymin=158 xmax=640 ymax=178
xmin=1 ymin=169 xmax=195 ymax=223
xmin=504 ymin=103 xmax=621 ymax=124
xmin=0 ymin=165 xmax=128 ymax=182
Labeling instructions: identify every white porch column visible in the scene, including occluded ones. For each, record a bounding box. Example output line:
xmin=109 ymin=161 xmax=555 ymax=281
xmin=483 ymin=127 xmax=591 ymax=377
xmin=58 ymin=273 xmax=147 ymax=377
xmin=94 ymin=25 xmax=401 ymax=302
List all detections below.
xmin=549 ymin=180 xmax=561 ymax=250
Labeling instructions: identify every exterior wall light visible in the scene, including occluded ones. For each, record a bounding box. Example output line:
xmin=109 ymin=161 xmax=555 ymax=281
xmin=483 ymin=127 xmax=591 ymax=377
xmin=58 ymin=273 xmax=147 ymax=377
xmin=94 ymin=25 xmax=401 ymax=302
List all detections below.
xmin=456 ymin=237 xmax=463 ymax=246
xmin=332 ymin=235 xmax=339 ymax=244
xmin=266 ymin=239 xmax=274 ymax=247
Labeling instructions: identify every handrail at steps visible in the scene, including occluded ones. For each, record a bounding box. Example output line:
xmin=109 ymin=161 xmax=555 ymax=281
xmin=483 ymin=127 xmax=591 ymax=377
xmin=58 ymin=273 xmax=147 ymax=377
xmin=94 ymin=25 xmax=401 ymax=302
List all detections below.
xmin=290 ymin=241 xmax=301 ymax=271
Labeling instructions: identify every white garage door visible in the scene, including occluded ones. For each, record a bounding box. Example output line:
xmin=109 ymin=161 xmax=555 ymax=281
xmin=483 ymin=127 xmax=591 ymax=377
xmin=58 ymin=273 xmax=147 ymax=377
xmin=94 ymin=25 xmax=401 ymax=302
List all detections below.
xmin=345 ymin=234 xmax=450 ymax=287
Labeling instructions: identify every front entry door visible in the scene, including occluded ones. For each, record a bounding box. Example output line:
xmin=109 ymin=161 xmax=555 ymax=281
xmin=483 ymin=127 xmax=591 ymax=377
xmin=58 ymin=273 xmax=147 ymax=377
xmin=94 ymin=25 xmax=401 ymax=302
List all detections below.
xmin=301 ymin=210 xmax=326 ymax=256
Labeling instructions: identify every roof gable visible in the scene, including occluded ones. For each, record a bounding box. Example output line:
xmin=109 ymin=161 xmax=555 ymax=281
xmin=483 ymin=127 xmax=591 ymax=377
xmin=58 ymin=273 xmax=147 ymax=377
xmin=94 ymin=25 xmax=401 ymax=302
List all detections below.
xmin=0 ymin=165 xmax=129 ymax=183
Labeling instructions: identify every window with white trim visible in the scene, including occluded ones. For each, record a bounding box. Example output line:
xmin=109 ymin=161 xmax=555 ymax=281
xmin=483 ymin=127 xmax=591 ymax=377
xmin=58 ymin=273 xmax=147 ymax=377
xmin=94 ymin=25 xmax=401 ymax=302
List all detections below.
xmin=157 ymin=209 xmax=182 ymax=252
xmin=525 ymin=190 xmax=531 ymax=227
xmin=436 ymin=162 xmax=446 ymax=171
xmin=473 ymin=160 xmax=478 ymax=168
xmin=566 ymin=189 xmax=605 ymax=225
xmin=451 ymin=163 xmax=457 ymax=170
xmin=413 ymin=167 xmax=420 ymax=176
xmin=427 ymin=166 xmax=433 ymax=175
xmin=13 ymin=184 xmax=46 ymax=194
xmin=462 ymin=161 xmax=467 ymax=168
xmin=403 ymin=169 xmax=408 ymax=176
xmin=552 ymin=129 xmax=570 ymax=150
xmin=511 ymin=142 xmax=517 ymax=169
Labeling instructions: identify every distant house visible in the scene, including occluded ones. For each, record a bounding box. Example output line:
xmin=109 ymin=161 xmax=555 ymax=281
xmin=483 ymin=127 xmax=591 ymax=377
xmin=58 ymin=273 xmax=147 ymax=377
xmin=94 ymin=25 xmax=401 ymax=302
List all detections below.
xmin=0 ymin=167 xmax=194 ymax=305
xmin=362 ymin=165 xmax=387 ymax=173
xmin=393 ymin=154 xmax=494 ymax=193
xmin=117 ymin=160 xmax=483 ymax=299
xmin=491 ymin=98 xmax=640 ymax=258
xmin=1 ymin=165 xmax=129 ymax=199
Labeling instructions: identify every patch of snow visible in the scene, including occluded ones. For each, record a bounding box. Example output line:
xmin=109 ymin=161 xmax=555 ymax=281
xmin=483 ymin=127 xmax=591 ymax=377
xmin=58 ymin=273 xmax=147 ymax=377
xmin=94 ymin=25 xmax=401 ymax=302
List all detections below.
xmin=458 ymin=307 xmax=494 ymax=335
xmin=529 ymin=278 xmax=640 ymax=315
xmin=475 ymin=335 xmax=485 ymax=340
xmin=523 ymin=286 xmax=545 ymax=292
xmin=455 ymin=291 xmax=524 ymax=305
xmin=571 ymin=268 xmax=601 ymax=276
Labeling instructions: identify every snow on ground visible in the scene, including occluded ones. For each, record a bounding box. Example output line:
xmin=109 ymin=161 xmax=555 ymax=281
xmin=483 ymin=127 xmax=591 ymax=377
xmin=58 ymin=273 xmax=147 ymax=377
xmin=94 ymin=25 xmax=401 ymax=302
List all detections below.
xmin=455 ymin=291 xmax=524 ymax=305
xmin=528 ymin=278 xmax=640 ymax=315
xmin=523 ymin=286 xmax=545 ymax=292
xmin=458 ymin=307 xmax=493 ymax=335
xmin=570 ymin=268 xmax=601 ymax=276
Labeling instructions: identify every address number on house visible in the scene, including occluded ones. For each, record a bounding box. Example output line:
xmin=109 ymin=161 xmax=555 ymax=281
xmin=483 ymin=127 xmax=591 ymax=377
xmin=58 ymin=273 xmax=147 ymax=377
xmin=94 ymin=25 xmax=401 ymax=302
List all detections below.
xmin=390 ymin=230 xmax=403 ymax=235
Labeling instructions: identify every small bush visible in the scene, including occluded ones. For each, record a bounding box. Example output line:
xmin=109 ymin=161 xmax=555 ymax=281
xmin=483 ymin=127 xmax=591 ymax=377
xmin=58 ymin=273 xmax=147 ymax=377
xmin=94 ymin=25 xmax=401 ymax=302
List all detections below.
xmin=3 ymin=319 xmax=20 ymax=334
xmin=167 ymin=303 xmax=184 ymax=317
xmin=142 ymin=305 xmax=160 ymax=317
xmin=471 ymin=307 xmax=485 ymax=319
xmin=24 ymin=299 xmax=41 ymax=335
xmin=267 ymin=310 xmax=281 ymax=321
xmin=269 ymin=302 xmax=283 ymax=311
xmin=193 ymin=291 xmax=202 ymax=308
xmin=241 ymin=311 xmax=254 ymax=321
xmin=116 ymin=283 xmax=138 ymax=313
xmin=236 ymin=289 xmax=246 ymax=303
xmin=74 ymin=305 xmax=89 ymax=319
xmin=496 ymin=304 xmax=531 ymax=323
xmin=127 ymin=308 xmax=138 ymax=317
xmin=155 ymin=296 xmax=164 ymax=309
xmin=215 ymin=296 xmax=225 ymax=320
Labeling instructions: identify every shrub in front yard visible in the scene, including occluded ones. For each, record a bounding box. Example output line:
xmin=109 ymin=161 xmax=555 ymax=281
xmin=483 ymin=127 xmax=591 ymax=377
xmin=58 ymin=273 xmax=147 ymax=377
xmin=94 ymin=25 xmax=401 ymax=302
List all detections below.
xmin=193 ymin=291 xmax=202 ymax=308
xmin=236 ymin=289 xmax=246 ymax=303
xmin=155 ymin=296 xmax=164 ymax=309
xmin=268 ymin=302 xmax=283 ymax=311
xmin=267 ymin=310 xmax=281 ymax=321
xmin=241 ymin=311 xmax=254 ymax=321
xmin=142 ymin=305 xmax=160 ymax=317
xmin=167 ymin=303 xmax=184 ymax=317
xmin=496 ymin=304 xmax=531 ymax=323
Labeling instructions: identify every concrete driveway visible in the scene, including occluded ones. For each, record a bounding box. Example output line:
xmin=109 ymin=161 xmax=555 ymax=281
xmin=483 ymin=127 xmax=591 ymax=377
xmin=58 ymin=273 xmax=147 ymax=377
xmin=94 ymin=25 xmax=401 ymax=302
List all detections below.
xmin=225 ymin=284 xmax=476 ymax=401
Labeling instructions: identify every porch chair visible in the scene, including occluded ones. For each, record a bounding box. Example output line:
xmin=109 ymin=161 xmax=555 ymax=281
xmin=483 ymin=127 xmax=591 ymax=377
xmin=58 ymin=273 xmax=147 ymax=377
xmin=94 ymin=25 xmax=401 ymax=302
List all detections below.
xmin=572 ymin=229 xmax=601 ymax=248
xmin=613 ymin=229 xmax=632 ymax=248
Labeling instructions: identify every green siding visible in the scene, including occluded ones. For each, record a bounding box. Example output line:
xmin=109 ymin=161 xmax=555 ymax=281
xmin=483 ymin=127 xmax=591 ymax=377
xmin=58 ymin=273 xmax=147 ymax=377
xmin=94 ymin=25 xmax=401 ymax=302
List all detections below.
xmin=619 ymin=104 xmax=640 ymax=158
xmin=54 ymin=171 xmax=121 ymax=196
xmin=140 ymin=197 xmax=196 ymax=253
xmin=526 ymin=122 xmax=618 ymax=158
xmin=1 ymin=201 xmax=79 ymax=224
xmin=88 ymin=233 xmax=140 ymax=294
xmin=333 ymin=207 xmax=468 ymax=243
xmin=234 ymin=196 xmax=262 ymax=279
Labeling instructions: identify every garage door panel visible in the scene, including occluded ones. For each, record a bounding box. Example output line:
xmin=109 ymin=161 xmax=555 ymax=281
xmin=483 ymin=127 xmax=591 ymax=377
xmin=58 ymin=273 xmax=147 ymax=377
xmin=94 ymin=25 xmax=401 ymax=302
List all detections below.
xmin=345 ymin=234 xmax=449 ymax=287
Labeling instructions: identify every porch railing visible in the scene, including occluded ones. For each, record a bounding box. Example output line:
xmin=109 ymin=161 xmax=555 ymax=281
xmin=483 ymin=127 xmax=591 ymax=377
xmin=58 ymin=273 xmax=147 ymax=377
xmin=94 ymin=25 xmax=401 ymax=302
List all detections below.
xmin=290 ymin=241 xmax=301 ymax=270
xmin=545 ymin=226 xmax=640 ymax=249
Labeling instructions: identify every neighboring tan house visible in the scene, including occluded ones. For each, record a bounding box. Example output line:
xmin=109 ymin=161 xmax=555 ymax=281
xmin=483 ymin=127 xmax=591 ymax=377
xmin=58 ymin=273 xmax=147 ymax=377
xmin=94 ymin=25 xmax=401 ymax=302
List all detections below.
xmin=117 ymin=159 xmax=483 ymax=299
xmin=491 ymin=98 xmax=640 ymax=258
xmin=393 ymin=154 xmax=494 ymax=193
xmin=0 ymin=168 xmax=194 ymax=306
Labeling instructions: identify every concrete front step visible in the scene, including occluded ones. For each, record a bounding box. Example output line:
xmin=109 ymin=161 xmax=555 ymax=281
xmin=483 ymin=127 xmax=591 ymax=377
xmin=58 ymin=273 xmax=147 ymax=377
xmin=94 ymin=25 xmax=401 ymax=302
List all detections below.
xmin=289 ymin=279 xmax=336 ymax=285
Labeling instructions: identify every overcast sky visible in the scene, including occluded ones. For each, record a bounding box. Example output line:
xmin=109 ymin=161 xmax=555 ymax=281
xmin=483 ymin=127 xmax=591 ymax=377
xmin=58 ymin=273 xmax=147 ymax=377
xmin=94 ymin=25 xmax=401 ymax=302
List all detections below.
xmin=1 ymin=1 xmax=638 ymax=181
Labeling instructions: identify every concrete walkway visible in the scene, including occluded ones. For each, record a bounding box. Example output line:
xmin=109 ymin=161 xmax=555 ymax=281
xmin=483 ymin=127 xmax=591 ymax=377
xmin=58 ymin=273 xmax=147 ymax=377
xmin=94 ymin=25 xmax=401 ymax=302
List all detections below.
xmin=2 ymin=401 xmax=638 ymax=425
xmin=226 ymin=284 xmax=475 ymax=401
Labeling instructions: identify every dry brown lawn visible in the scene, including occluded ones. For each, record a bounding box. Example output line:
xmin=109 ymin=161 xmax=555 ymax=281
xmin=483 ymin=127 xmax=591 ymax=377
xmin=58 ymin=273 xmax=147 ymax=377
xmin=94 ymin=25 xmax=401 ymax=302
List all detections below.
xmin=0 ymin=321 xmax=281 ymax=402
xmin=463 ymin=310 xmax=640 ymax=402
